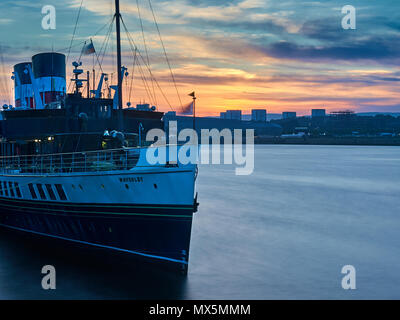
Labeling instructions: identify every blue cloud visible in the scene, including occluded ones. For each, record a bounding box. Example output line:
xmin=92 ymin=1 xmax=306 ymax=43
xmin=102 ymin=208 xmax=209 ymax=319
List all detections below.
xmin=260 ymin=35 xmax=400 ymax=62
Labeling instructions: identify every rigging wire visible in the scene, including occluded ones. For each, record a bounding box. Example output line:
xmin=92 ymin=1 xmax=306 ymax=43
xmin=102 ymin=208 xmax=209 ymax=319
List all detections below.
xmin=61 ymin=0 xmax=180 ymax=112
xmin=147 ymin=0 xmax=183 ymax=111
xmin=121 ymin=17 xmax=174 ymax=111
xmin=67 ymin=16 xmax=115 ymax=94
xmin=0 ymin=45 xmax=11 ymax=106
xmin=137 ymin=60 xmax=157 ymax=104
xmin=66 ymin=0 xmax=84 ymax=65
xmin=94 ymin=17 xmax=115 ymax=97
xmin=125 ymin=40 xmax=155 ymax=105
xmin=57 ymin=40 xmax=86 ymax=54
xmin=0 ymin=48 xmax=7 ymax=104
xmin=136 ymin=0 xmax=157 ymax=106
xmin=120 ymin=19 xmax=155 ymax=105
xmin=57 ymin=17 xmax=114 ymax=53
xmin=127 ymin=48 xmax=138 ymax=105
xmin=89 ymin=15 xmax=115 ymax=75
xmin=65 ymin=0 xmax=84 ymax=94
xmin=94 ymin=16 xmax=115 ymax=87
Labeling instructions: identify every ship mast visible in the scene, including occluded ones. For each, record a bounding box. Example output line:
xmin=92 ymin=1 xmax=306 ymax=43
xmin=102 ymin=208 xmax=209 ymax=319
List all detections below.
xmin=115 ymin=0 xmax=123 ymax=131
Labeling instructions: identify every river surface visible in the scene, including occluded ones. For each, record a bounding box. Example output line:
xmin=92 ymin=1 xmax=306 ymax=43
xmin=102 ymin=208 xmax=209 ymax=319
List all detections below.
xmin=0 ymin=145 xmax=399 ymax=299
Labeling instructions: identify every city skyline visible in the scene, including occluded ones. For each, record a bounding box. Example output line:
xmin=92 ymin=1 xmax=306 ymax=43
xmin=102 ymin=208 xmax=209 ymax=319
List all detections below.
xmin=0 ymin=0 xmax=400 ymax=116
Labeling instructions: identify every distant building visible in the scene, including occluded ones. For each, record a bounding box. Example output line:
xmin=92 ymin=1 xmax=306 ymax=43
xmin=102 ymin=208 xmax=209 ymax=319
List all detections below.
xmin=220 ymin=112 xmax=227 ymax=119
xmin=294 ymin=127 xmax=309 ymax=134
xmin=164 ymin=115 xmax=282 ymax=140
xmin=251 ymin=109 xmax=267 ymax=122
xmin=330 ymin=110 xmax=355 ymax=119
xmin=282 ymin=112 xmax=297 ymax=119
xmin=225 ymin=110 xmax=242 ymax=121
xmin=312 ymin=109 xmax=326 ymax=118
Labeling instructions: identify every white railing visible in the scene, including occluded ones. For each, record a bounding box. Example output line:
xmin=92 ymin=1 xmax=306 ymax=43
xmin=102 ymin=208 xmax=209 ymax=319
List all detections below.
xmin=0 ymin=148 xmax=143 ymax=174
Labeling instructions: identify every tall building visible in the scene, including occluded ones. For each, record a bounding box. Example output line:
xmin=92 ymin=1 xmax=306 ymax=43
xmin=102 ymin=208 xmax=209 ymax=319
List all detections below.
xmin=226 ymin=110 xmax=242 ymax=121
xmin=282 ymin=112 xmax=297 ymax=119
xmin=312 ymin=109 xmax=326 ymax=118
xmin=251 ymin=109 xmax=267 ymax=122
xmin=220 ymin=112 xmax=227 ymax=119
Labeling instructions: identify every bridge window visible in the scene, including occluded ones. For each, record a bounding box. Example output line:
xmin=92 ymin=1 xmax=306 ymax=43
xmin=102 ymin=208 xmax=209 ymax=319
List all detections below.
xmin=3 ymin=181 xmax=9 ymax=197
xmin=15 ymin=182 xmax=22 ymax=198
xmin=28 ymin=183 xmax=37 ymax=199
xmin=36 ymin=184 xmax=46 ymax=200
xmin=8 ymin=182 xmax=15 ymax=197
xmin=55 ymin=184 xmax=67 ymax=201
xmin=45 ymin=184 xmax=57 ymax=200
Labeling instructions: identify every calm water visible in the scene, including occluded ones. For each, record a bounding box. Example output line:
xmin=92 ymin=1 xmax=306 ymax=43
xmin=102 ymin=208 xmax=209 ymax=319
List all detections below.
xmin=0 ymin=145 xmax=399 ymax=299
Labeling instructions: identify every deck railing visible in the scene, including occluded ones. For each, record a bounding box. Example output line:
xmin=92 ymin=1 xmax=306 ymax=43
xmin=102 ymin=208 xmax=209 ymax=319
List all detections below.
xmin=0 ymin=148 xmax=144 ymax=174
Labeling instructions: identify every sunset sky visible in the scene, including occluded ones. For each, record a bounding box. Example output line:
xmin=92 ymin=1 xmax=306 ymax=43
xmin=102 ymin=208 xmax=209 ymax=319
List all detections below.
xmin=0 ymin=0 xmax=400 ymax=116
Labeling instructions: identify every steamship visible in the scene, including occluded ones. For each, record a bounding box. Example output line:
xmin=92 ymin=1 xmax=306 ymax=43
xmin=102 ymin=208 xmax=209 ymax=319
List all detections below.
xmin=0 ymin=1 xmax=198 ymax=273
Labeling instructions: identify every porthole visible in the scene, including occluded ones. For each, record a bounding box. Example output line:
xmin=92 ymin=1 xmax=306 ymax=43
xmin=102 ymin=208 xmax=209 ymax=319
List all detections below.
xmin=79 ymin=184 xmax=83 ymax=190
xmin=101 ymin=184 xmax=105 ymax=189
xmin=72 ymin=184 xmax=76 ymax=190
xmin=154 ymin=184 xmax=158 ymax=189
xmin=125 ymin=184 xmax=129 ymax=190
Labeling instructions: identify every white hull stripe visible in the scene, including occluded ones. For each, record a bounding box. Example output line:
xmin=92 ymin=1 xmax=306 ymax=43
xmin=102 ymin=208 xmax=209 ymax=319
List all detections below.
xmin=0 ymin=201 xmax=192 ymax=218
xmin=0 ymin=197 xmax=193 ymax=210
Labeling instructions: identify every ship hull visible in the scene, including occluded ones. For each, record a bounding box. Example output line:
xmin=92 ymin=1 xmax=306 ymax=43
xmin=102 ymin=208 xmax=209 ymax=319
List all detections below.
xmin=0 ymin=198 xmax=193 ymax=272
xmin=0 ymin=166 xmax=197 ymax=273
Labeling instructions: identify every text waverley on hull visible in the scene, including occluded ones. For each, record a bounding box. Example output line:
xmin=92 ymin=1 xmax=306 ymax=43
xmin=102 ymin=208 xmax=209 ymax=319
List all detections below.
xmin=0 ymin=0 xmax=199 ymax=273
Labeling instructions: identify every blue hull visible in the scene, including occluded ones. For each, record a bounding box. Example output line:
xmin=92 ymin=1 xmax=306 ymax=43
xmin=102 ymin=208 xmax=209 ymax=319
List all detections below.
xmin=0 ymin=197 xmax=194 ymax=273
